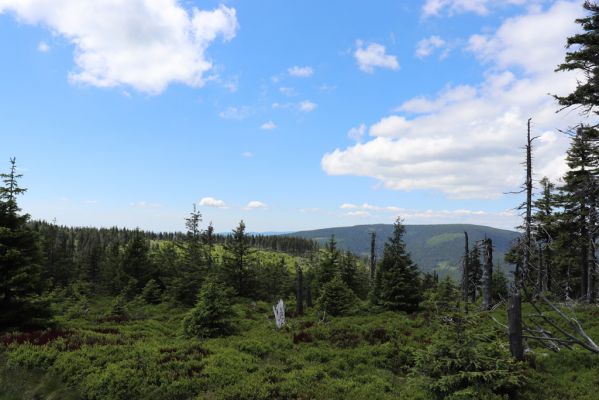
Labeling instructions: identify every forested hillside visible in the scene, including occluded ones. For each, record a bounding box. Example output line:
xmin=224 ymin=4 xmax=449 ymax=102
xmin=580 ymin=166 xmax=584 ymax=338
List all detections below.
xmin=289 ymin=224 xmax=519 ymax=275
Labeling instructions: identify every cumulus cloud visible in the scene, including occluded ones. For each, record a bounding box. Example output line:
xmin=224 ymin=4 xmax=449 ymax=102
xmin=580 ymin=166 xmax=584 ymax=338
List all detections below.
xmin=288 ymin=66 xmax=313 ymax=77
xmin=299 ymin=100 xmax=317 ymax=112
xmin=347 ymin=210 xmax=371 ymax=217
xmin=0 ymin=1 xmax=238 ymax=93
xmin=260 ymin=121 xmax=276 ymax=130
xmin=354 ymin=40 xmax=399 ymax=73
xmin=347 ymin=124 xmax=367 ymax=142
xmin=241 ymin=151 xmax=253 ymax=158
xmin=415 ymin=35 xmax=447 ymax=58
xmin=397 ymin=85 xmax=477 ymax=114
xmin=322 ymin=1 xmax=585 ymax=199
xmin=245 ymin=200 xmax=268 ymax=210
xmin=422 ymin=0 xmax=533 ymax=17
xmin=199 ymin=197 xmax=227 ymax=208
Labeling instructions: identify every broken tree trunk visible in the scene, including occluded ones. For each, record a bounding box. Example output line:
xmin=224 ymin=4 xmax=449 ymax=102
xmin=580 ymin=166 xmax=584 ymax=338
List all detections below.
xmin=482 ymin=238 xmax=493 ymax=310
xmin=508 ymin=292 xmax=524 ymax=360
xmin=507 ymin=118 xmax=532 ymax=361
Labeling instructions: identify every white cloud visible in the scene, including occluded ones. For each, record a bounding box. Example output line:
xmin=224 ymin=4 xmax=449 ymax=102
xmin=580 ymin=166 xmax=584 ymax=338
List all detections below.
xmin=245 ymin=200 xmax=268 ymax=210
xmin=37 ymin=40 xmax=49 ymax=52
xmin=199 ymin=197 xmax=227 ymax=208
xmin=288 ymin=66 xmax=313 ymax=77
xmin=322 ymin=1 xmax=585 ymax=199
xmin=354 ymin=40 xmax=399 ymax=73
xmin=466 ymin=2 xmax=578 ymax=75
xmin=339 ymin=202 xmax=520 ymax=229
xmin=347 ymin=210 xmax=371 ymax=217
xmin=260 ymin=121 xmax=276 ymax=130
xmin=241 ymin=151 xmax=253 ymax=158
xmin=397 ymin=84 xmax=477 ymax=114
xmin=415 ymin=35 xmax=447 ymax=59
xmin=347 ymin=123 xmax=367 ymax=142
xmin=0 ymin=1 xmax=238 ymax=94
xmin=219 ymin=106 xmax=251 ymax=119
xmin=422 ymin=0 xmax=532 ymax=17
xmin=299 ymin=100 xmax=317 ymax=112
xmin=273 ymin=101 xmax=317 ymax=112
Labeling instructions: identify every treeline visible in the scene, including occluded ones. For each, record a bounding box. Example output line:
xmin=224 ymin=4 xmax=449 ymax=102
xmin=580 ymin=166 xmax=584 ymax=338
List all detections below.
xmin=25 ymin=219 xmax=317 ymax=294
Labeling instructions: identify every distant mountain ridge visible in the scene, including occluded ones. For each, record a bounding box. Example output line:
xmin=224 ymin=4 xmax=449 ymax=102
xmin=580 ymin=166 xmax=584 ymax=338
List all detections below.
xmin=287 ymin=224 xmax=519 ymax=276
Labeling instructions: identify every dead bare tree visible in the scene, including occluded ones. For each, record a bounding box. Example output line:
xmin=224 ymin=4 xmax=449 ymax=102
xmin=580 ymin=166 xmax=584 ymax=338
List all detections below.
xmin=503 ymin=118 xmax=599 ymax=357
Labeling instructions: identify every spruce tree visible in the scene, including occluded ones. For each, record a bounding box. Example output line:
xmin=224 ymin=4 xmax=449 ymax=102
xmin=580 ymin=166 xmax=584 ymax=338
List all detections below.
xmin=558 ymin=125 xmax=598 ymax=300
xmin=375 ymin=218 xmax=422 ymax=312
xmin=0 ymin=158 xmax=49 ymax=328
xmin=317 ymin=275 xmax=356 ymax=317
xmin=532 ymin=177 xmax=558 ymax=293
xmin=555 ymin=1 xmax=599 ymax=116
xmin=316 ymin=235 xmax=340 ymax=292
xmin=222 ymin=220 xmax=256 ymax=297
xmin=182 ymin=277 xmax=234 ymax=338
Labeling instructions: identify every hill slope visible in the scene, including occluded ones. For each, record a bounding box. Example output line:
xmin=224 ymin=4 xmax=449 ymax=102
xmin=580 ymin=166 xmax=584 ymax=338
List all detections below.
xmin=288 ymin=224 xmax=519 ymax=276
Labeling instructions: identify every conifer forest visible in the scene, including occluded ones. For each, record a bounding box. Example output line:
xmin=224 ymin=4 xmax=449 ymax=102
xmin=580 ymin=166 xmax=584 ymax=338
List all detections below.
xmin=5 ymin=1 xmax=599 ymax=399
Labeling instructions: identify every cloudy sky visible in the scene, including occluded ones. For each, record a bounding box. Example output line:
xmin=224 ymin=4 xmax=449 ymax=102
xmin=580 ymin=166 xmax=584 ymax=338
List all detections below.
xmin=0 ymin=0 xmax=592 ymax=232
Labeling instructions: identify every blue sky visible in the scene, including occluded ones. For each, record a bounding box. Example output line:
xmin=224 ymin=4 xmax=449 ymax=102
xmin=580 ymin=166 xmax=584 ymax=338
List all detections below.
xmin=0 ymin=0 xmax=590 ymax=232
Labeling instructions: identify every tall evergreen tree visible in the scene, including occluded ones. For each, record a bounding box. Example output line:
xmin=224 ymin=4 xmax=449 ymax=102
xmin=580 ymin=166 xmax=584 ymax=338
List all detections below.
xmin=316 ymin=235 xmax=340 ymax=292
xmin=374 ymin=218 xmax=422 ymax=312
xmin=222 ymin=220 xmax=256 ymax=297
xmin=171 ymin=205 xmax=207 ymax=305
xmin=555 ymin=1 xmax=599 ymax=116
xmin=533 ymin=177 xmax=558 ymax=293
xmin=558 ymin=125 xmax=598 ymax=301
xmin=0 ymin=158 xmax=49 ymax=328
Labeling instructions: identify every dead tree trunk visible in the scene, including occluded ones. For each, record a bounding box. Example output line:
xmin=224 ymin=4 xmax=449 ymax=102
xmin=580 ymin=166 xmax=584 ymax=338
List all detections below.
xmin=482 ymin=238 xmax=493 ymax=310
xmin=462 ymin=231 xmax=469 ymax=313
xmin=370 ymin=231 xmax=377 ymax=279
xmin=507 ymin=118 xmax=532 ymax=361
xmin=295 ymin=263 xmax=304 ymax=316
xmin=508 ymin=293 xmax=524 ymax=360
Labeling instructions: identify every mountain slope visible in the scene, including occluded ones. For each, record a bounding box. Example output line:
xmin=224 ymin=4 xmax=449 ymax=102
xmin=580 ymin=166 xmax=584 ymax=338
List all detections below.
xmin=288 ymin=224 xmax=519 ymax=276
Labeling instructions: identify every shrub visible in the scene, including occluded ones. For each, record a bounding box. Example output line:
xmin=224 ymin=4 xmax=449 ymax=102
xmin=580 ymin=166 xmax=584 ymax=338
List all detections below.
xmin=317 ymin=276 xmax=356 ymax=317
xmin=415 ymin=316 xmax=528 ymax=400
xmin=141 ymin=279 xmax=162 ymax=304
xmin=182 ymin=279 xmax=235 ymax=338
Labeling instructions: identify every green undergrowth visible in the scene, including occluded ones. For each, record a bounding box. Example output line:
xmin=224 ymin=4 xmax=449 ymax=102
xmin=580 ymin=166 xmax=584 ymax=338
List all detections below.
xmin=1 ymin=296 xmax=599 ymax=399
